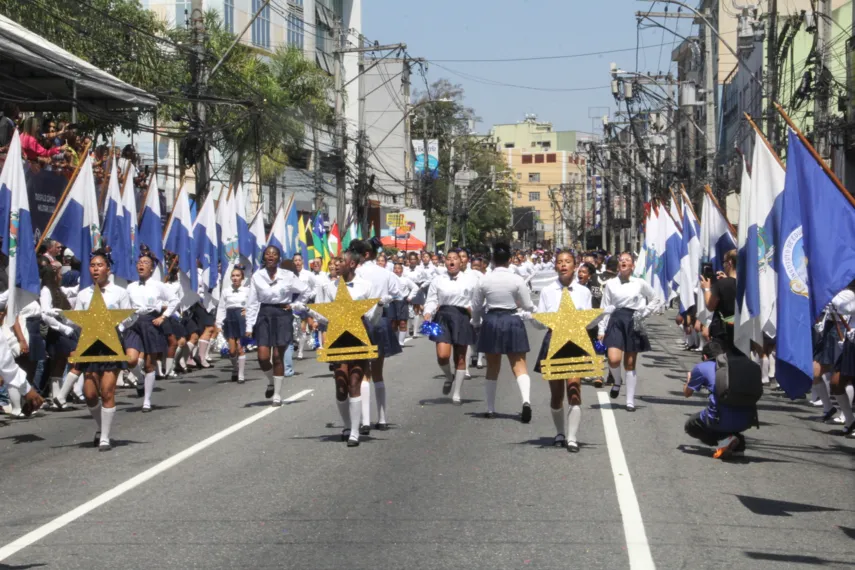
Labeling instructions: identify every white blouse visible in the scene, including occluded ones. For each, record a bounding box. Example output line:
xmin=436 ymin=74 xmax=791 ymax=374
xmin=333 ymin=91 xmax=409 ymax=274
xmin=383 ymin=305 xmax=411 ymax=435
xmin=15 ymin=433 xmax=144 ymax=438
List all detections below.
xmin=471 ymin=267 xmax=535 ymax=326
xmin=126 ymin=279 xmax=179 ymax=316
xmin=424 ymin=272 xmax=477 ymax=316
xmin=215 ymin=286 xmax=249 ymax=327
xmin=394 ymin=274 xmax=419 ymax=301
xmin=537 ymin=279 xmax=593 ymax=314
xmin=312 ymin=276 xmax=378 ymax=324
xmin=597 ymin=276 xmax=662 ymax=336
xmin=245 ymin=268 xmax=310 ymax=332
xmin=75 ymin=283 xmax=132 ymax=311
xmin=356 ymin=260 xmax=402 ymax=303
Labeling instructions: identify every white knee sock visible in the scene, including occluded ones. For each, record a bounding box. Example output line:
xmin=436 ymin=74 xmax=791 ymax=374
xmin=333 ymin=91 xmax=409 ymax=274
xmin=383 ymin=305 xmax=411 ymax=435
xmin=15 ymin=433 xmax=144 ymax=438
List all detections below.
xmin=272 ymin=376 xmax=284 ymax=400
xmin=50 ymin=376 xmax=62 ymax=399
xmin=414 ymin=314 xmax=422 ymax=335
xmin=625 ymin=370 xmax=638 ymax=406
xmin=835 ymin=391 xmax=855 ymax=425
xmin=375 ymin=381 xmax=387 ymax=424
xmin=550 ymin=406 xmax=564 ymax=436
xmin=452 ymin=369 xmax=465 ymax=402
xmin=186 ymin=342 xmax=196 ymax=363
xmin=238 ymin=355 xmax=246 ymax=380
xmin=477 ymin=352 xmax=485 ymax=367
xmin=263 ymin=367 xmax=274 ymax=388
xmin=165 ymin=357 xmax=175 ymax=375
xmin=58 ymin=371 xmax=80 ymax=404
xmin=515 ymin=374 xmax=531 ymax=405
xmin=143 ymin=371 xmax=156 ymax=407
xmin=846 ymin=383 xmax=855 ymax=405
xmin=348 ymin=397 xmax=362 ymax=440
xmin=8 ymin=385 xmax=22 ymax=413
xmin=157 ymin=358 xmax=165 ymax=377
xmin=198 ymin=340 xmax=210 ymax=364
xmin=88 ymin=402 xmax=102 ymax=431
xmin=337 ymin=398 xmax=351 ymax=431
xmin=178 ymin=345 xmax=188 ymax=368
xmin=131 ymin=362 xmax=144 ymax=385
xmin=823 ymin=372 xmax=832 ymax=395
xmin=609 ymin=366 xmax=623 ymax=387
xmin=100 ymin=406 xmax=115 ymax=445
xmin=814 ymin=379 xmax=833 ymax=413
xmin=73 ymin=374 xmax=85 ymax=398
xmin=439 ymin=362 xmax=453 ymax=381
xmin=361 ymin=380 xmax=371 ymax=425
xmin=485 ymin=379 xmax=497 ymax=413
xmin=761 ymin=356 xmax=770 ymax=384
xmin=566 ymin=405 xmax=582 ymax=444
xmin=397 ymin=330 xmax=407 ymax=345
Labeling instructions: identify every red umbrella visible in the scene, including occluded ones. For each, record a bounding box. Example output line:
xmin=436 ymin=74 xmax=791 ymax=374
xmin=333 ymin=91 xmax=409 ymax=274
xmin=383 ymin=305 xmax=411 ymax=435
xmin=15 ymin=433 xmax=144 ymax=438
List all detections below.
xmin=380 ymin=234 xmax=425 ymax=251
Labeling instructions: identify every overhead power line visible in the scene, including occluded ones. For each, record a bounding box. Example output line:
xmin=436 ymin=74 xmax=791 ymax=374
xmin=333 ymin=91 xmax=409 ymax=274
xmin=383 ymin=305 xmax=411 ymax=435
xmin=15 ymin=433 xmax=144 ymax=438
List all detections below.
xmin=424 ymin=41 xmax=678 ymax=63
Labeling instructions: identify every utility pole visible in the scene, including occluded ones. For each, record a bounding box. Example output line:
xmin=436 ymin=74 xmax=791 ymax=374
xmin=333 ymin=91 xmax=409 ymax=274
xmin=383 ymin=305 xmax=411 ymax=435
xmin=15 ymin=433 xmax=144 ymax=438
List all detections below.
xmin=402 ymin=61 xmax=412 ymax=207
xmin=422 ymin=106 xmax=434 ymax=250
xmin=333 ymin=25 xmax=347 ymax=234
xmin=443 ymin=141 xmax=455 ymax=252
xmin=703 ymin=9 xmax=717 ymax=180
xmin=815 ymin=0 xmax=832 ymax=159
xmin=190 ymin=0 xmax=208 ymax=205
xmin=766 ymin=0 xmax=779 ymax=151
xmin=356 ymin=35 xmax=368 ymax=234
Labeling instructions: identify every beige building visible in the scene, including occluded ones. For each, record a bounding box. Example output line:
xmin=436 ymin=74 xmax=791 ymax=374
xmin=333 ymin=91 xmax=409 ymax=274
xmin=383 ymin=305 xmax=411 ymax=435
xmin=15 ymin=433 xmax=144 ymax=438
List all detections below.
xmin=491 ymin=117 xmax=591 ymax=248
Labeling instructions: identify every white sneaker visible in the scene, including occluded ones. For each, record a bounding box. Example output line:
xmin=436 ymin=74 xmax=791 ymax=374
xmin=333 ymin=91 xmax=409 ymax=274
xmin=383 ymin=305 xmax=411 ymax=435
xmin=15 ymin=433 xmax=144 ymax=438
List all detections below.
xmin=833 ymin=413 xmax=845 ymax=424
xmin=464 ymin=371 xmax=471 ymax=380
xmin=810 ymin=399 xmax=824 ymax=407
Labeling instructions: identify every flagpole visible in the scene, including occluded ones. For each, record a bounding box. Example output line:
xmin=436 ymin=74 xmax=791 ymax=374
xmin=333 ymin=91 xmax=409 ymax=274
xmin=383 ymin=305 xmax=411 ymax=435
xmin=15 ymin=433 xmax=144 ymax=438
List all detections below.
xmin=668 ymin=187 xmax=685 ymax=227
xmin=773 ymin=102 xmax=855 ymax=209
xmin=98 ymin=139 xmax=116 ymax=211
xmin=660 ymin=197 xmax=683 ymax=233
xmin=162 ymin=184 xmax=185 ymax=240
xmin=679 ymin=184 xmax=700 ymax=223
xmin=744 ymin=113 xmax=785 ymax=170
xmin=137 ymin=168 xmax=157 ymax=225
xmin=266 ymin=202 xmax=284 ymax=244
xmin=36 ymin=141 xmax=92 ymax=252
xmin=702 ymin=184 xmax=737 ymax=237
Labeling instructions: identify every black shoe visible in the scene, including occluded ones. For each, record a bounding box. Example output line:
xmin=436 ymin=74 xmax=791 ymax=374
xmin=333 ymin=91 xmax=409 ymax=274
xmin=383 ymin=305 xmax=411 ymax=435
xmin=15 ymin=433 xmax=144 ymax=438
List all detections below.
xmin=626 ymin=403 xmax=636 ymax=412
xmin=483 ymin=411 xmax=495 ymax=419
xmin=93 ymin=431 xmax=101 ymax=448
xmin=68 ymin=393 xmax=84 ymax=405
xmin=821 ymin=407 xmax=839 ymax=423
xmin=359 ymin=424 xmax=371 ymax=436
xmin=98 ymin=441 xmax=112 ymax=452
xmin=609 ymin=385 xmax=621 ymax=400
xmin=347 ymin=438 xmax=360 ymax=447
xmin=442 ymin=379 xmax=453 ymax=395
xmin=265 ymin=385 xmax=274 ymax=399
xmin=142 ymin=404 xmax=152 ymax=413
xmin=844 ymin=420 xmax=855 ymax=435
xmin=136 ymin=385 xmax=144 ymax=398
xmin=340 ymin=429 xmax=351 ymax=442
xmin=469 ymin=357 xmax=478 ymax=368
xmin=375 ymin=422 xmax=389 ymax=431
xmin=520 ymin=403 xmax=532 ymax=424
xmin=566 ymin=441 xmax=580 ymax=453
xmin=231 ymin=373 xmax=238 ymax=383
xmin=553 ymin=434 xmax=566 ymax=447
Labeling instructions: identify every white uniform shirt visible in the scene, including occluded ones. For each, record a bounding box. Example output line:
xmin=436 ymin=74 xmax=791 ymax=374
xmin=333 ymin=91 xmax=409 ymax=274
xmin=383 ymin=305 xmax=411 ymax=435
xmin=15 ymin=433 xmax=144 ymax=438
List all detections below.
xmin=245 ymin=268 xmax=311 ymax=332
xmin=75 ymin=283 xmax=132 ymax=311
xmin=471 ymin=267 xmax=535 ymax=326
xmin=424 ymin=272 xmax=477 ymax=316
xmin=196 ymin=268 xmax=217 ymax=312
xmin=356 ymin=260 xmax=401 ymax=302
xmin=537 ymin=280 xmax=593 ymax=314
xmin=39 ymin=287 xmax=74 ymax=333
xmin=394 ymin=274 xmax=419 ymax=302
xmin=312 ymin=275 xmax=378 ymax=325
xmin=215 ymin=285 xmax=249 ymax=327
xmin=403 ymin=265 xmax=426 ymax=285
xmin=165 ymin=281 xmax=185 ymax=316
xmin=126 ymin=279 xmax=179 ymax=316
xmin=597 ymin=276 xmax=662 ymax=336
xmin=297 ymin=270 xmax=318 ymax=295
xmin=832 ymin=289 xmax=855 ymax=321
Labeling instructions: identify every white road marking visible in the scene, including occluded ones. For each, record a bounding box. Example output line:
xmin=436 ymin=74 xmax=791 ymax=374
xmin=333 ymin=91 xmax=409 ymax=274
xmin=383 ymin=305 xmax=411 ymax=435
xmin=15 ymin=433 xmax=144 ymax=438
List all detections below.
xmin=0 ymin=389 xmax=314 ymax=562
xmin=597 ymin=391 xmax=656 ymax=570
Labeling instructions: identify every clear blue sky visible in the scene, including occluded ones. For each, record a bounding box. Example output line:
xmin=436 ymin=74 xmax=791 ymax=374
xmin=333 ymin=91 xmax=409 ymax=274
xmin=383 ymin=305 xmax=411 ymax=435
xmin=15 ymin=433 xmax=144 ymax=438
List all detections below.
xmin=362 ymin=0 xmax=694 ymax=134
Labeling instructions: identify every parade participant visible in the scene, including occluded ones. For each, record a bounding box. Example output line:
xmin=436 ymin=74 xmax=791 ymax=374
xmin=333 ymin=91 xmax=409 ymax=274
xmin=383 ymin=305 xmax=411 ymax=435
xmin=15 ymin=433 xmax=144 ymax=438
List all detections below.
xmin=245 ymin=246 xmax=310 ymax=406
xmin=215 ymin=265 xmax=249 ymax=383
xmin=597 ymin=252 xmax=663 ymax=412
xmin=458 ymin=249 xmax=481 ymax=376
xmin=830 ymin=283 xmax=855 ymax=436
xmin=159 ymin=257 xmax=186 ymax=378
xmin=124 ymin=246 xmax=178 ymax=412
xmin=391 ymin=262 xmax=418 ymax=346
xmin=404 ymin=252 xmax=428 ymax=338
xmin=423 ymin=251 xmax=476 ymax=404
xmin=38 ymin=263 xmax=80 ymax=410
xmin=0 ymin=317 xmax=45 ymax=417
xmin=292 ymin=252 xmax=317 ymax=360
xmin=533 ymin=250 xmax=592 ymax=451
xmin=353 ymin=237 xmax=402 ymax=433
xmin=472 ymin=242 xmax=536 ymax=421
xmin=75 ymin=249 xmax=132 ymax=451
xmin=311 ymin=251 xmax=376 ymax=447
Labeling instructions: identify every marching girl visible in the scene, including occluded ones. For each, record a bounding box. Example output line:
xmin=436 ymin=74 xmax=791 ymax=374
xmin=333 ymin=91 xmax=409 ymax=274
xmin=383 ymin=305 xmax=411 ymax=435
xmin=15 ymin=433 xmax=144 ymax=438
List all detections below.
xmin=390 ymin=261 xmax=417 ymax=347
xmin=124 ymin=246 xmax=178 ymax=412
xmin=459 ymin=248 xmax=483 ymax=376
xmin=423 ymin=251 xmax=476 ymax=404
xmin=159 ymin=256 xmax=186 ymax=378
xmin=597 ymin=252 xmax=662 ymax=412
xmin=292 ymin=253 xmax=317 ymax=360
xmin=310 ymin=251 xmax=376 ymax=447
xmin=75 ymin=249 xmax=132 ymax=451
xmin=471 ymin=242 xmax=537 ymax=422
xmin=533 ymin=251 xmax=593 ymax=452
xmin=812 ymin=300 xmax=846 ymax=423
xmin=38 ymin=263 xmax=80 ymax=410
xmin=830 ymin=283 xmax=855 ymax=436
xmin=404 ymin=252 xmax=429 ymax=338
xmin=216 ymin=265 xmax=249 ymax=383
xmin=353 ymin=237 xmax=402 ymax=433
xmin=194 ymin=262 xmax=217 ymax=368
xmin=245 ymin=245 xmax=310 ymax=406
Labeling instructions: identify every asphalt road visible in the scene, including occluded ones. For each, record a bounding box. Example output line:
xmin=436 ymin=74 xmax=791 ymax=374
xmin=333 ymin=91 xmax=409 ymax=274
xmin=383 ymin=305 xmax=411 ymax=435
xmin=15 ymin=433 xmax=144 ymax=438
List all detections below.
xmin=1 ymin=312 xmax=853 ymax=569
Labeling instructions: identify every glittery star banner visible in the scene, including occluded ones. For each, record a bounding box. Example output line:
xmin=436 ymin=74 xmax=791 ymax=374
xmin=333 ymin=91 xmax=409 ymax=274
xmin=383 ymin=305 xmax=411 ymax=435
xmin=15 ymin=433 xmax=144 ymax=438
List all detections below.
xmin=533 ymin=289 xmax=603 ymax=380
xmin=63 ymin=286 xmax=135 ymax=363
xmin=309 ymin=279 xmax=379 ymax=362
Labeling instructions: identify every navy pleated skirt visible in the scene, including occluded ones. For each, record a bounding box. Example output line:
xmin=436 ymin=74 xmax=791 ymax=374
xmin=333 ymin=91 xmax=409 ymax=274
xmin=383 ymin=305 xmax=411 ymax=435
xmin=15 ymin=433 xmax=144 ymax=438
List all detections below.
xmin=476 ymin=309 xmax=530 ymax=355
xmin=25 ymin=317 xmax=46 ymax=362
xmin=365 ymin=315 xmax=402 ymax=358
xmin=161 ymin=315 xmax=187 ymax=339
xmin=411 ymin=287 xmax=427 ymax=306
xmin=253 ymin=304 xmax=294 ymax=347
xmin=813 ymin=321 xmax=843 ymax=366
xmin=74 ymin=328 xmax=129 ymax=372
xmin=834 ymin=339 xmax=855 ymax=377
xmin=182 ymin=303 xmax=214 ymax=335
xmin=223 ymin=307 xmax=246 ymax=340
xmin=533 ymin=330 xmax=593 ymax=374
xmin=384 ymin=300 xmax=409 ymax=322
xmin=123 ymin=313 xmax=168 ymax=354
xmin=46 ymin=327 xmax=79 ymax=359
xmin=603 ymin=308 xmax=651 ymax=353
xmin=431 ymin=306 xmax=476 ymax=346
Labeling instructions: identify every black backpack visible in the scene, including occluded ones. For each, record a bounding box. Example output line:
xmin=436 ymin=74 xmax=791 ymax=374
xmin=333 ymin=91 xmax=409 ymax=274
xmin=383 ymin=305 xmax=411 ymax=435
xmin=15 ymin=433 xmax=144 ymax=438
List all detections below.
xmin=714 ymin=352 xmax=763 ymax=407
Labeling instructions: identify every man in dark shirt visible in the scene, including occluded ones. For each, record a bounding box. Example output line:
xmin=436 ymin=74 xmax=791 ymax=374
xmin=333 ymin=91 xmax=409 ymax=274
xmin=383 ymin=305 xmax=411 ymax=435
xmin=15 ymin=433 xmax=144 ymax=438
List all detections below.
xmin=701 ymin=250 xmax=737 ymax=351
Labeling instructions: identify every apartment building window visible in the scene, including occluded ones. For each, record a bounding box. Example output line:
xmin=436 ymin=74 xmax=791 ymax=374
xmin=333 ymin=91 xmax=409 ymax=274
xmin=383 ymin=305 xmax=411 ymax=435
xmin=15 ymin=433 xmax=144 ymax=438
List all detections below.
xmin=287 ymin=13 xmax=305 ymax=50
xmin=504 ymin=143 xmax=515 ymax=148
xmin=535 ymin=154 xmax=544 ymax=164
xmin=521 ymin=155 xmax=532 ymax=164
xmin=529 ymin=192 xmax=540 ymax=202
xmin=546 ymin=153 xmax=556 ymax=163
xmin=529 ymin=172 xmax=540 ymax=183
xmin=224 ymin=0 xmax=234 ymax=33
xmin=251 ymin=0 xmax=271 ymax=48
xmin=175 ymin=1 xmax=190 ymax=27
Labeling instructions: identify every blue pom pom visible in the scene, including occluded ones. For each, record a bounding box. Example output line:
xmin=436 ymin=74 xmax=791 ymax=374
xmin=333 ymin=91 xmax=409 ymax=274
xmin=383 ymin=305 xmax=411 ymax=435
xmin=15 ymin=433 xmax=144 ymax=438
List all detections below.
xmin=220 ymin=346 xmax=230 ymax=357
xmin=593 ymin=340 xmax=606 ymax=355
xmin=420 ymin=320 xmax=443 ymax=338
xmin=311 ymin=330 xmax=321 ymax=349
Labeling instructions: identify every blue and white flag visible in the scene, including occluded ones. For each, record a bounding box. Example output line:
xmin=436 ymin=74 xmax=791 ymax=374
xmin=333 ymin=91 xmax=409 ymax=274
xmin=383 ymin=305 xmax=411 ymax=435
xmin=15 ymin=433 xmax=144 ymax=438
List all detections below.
xmin=234 ymin=183 xmax=252 ymax=259
xmin=699 ymin=191 xmax=736 ymax=272
xmin=194 ymin=193 xmax=219 ymax=290
xmin=120 ymin=165 xmax=139 ymax=281
xmin=735 ymin=136 xmax=785 ymax=354
xmin=164 ymin=184 xmax=196 ymax=291
xmin=774 ymin=130 xmax=813 ymax=399
xmin=247 ymin=208 xmax=266 ymax=271
xmin=266 ymin=201 xmax=287 ymax=257
xmin=0 ymin=131 xmax=39 ymax=325
xmin=677 ymin=195 xmax=701 ymax=313
xmin=283 ymin=195 xmax=299 ymax=258
xmin=44 ymin=155 xmax=101 ymax=288
xmin=652 ymin=202 xmax=682 ymax=303
xmin=216 ymin=187 xmax=238 ymax=278
xmin=138 ymin=174 xmax=163 ymax=280
xmin=101 ymin=159 xmax=131 ymax=280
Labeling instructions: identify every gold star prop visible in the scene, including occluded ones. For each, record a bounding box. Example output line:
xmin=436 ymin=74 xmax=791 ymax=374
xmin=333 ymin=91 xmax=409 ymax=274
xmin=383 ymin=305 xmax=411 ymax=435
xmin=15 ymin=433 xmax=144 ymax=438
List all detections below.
xmin=63 ymin=286 xmax=135 ymax=363
xmin=533 ymin=288 xmax=603 ymax=380
xmin=309 ymin=279 xmax=379 ymax=362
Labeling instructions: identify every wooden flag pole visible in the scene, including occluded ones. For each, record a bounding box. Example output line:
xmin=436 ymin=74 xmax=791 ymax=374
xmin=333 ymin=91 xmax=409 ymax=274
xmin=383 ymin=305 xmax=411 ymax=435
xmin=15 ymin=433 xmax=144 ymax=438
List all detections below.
xmin=773 ymin=102 xmax=855 ymax=209
xmin=35 ymin=141 xmax=92 ymax=252
xmin=162 ymin=256 xmax=178 ymax=283
xmin=661 ymin=195 xmax=683 ymax=233
xmin=162 ymin=184 xmax=185 ymax=240
xmin=137 ymin=168 xmax=158 ymax=225
xmin=679 ymin=184 xmax=700 ymax=223
xmin=703 ymin=184 xmax=737 ymax=238
xmin=97 ymin=139 xmax=116 ymax=211
xmin=744 ymin=113 xmax=785 ymax=170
